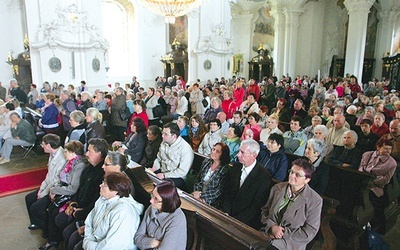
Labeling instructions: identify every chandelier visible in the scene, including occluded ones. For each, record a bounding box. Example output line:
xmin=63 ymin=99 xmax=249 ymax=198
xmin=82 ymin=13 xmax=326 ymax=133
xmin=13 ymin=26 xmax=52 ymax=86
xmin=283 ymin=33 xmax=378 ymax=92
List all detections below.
xmin=138 ymin=0 xmax=203 ymax=24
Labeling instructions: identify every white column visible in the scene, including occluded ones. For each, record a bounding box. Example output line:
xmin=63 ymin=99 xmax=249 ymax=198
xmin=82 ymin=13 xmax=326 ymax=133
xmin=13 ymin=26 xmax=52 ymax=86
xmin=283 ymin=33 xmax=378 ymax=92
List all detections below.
xmin=343 ymin=0 xmax=375 ymax=80
xmin=283 ymin=9 xmax=303 ymax=78
xmin=232 ymin=12 xmax=253 ymax=78
xmin=270 ymin=6 xmax=285 ymax=78
xmin=374 ymin=8 xmax=398 ymax=78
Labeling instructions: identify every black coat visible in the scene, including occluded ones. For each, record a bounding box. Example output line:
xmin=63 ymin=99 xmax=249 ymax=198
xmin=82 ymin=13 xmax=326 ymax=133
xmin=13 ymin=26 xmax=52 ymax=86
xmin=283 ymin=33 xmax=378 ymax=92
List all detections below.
xmin=86 ymin=120 xmax=105 ymax=141
xmin=124 ymin=131 xmax=147 ymax=163
xmin=221 ymin=162 xmax=273 ymax=230
xmin=140 ymin=136 xmax=162 ymax=168
xmin=309 ymin=160 xmax=330 ymax=195
xmin=11 ymin=87 xmax=28 ymax=103
xmin=327 ymin=146 xmax=362 ymax=170
xmin=71 ymin=160 xmax=105 ymax=221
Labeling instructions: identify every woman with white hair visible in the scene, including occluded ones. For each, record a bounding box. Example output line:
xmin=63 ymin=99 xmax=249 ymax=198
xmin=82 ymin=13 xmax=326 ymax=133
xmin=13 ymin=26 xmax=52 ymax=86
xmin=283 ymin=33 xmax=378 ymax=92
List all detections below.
xmin=305 ymin=138 xmax=329 ymax=195
xmin=313 ymin=124 xmax=333 ymax=159
xmin=85 ymin=107 xmax=106 ymax=142
xmin=345 ymin=105 xmax=358 ymax=127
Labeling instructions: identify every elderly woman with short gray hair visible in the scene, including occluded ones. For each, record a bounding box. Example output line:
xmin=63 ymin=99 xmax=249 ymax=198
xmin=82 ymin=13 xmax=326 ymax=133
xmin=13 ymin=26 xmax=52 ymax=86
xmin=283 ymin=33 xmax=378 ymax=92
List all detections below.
xmin=304 ymin=138 xmax=329 ymax=195
xmin=65 ymin=110 xmax=86 ymax=145
xmin=313 ymin=124 xmax=333 ymax=159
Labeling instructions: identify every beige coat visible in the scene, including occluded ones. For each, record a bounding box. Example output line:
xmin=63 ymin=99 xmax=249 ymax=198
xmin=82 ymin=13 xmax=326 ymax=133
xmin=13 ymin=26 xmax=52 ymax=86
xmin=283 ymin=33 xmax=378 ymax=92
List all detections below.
xmin=261 ymin=182 xmax=322 ymax=250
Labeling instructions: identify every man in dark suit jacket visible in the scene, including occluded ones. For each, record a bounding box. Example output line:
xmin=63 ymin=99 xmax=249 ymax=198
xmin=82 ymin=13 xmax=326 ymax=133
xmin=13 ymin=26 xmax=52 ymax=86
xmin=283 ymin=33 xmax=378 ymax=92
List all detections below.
xmin=221 ymin=139 xmax=273 ymax=230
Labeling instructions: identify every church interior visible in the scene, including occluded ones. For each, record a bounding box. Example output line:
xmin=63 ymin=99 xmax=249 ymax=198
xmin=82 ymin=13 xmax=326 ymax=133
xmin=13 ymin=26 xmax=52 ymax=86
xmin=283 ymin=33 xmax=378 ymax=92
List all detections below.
xmin=1 ymin=0 xmax=400 ymax=249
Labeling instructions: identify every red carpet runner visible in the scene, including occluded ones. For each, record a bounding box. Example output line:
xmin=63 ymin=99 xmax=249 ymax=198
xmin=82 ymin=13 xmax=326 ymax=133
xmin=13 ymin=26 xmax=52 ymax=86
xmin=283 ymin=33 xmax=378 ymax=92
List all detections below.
xmin=0 ymin=168 xmax=48 ymax=197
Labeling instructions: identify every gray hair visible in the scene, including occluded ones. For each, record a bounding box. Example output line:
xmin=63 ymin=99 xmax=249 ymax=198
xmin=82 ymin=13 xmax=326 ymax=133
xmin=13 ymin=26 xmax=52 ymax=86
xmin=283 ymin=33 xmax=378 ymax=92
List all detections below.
xmin=9 ymin=78 xmax=17 ymax=85
xmin=311 ymin=116 xmax=322 ymax=122
xmin=178 ymin=90 xmax=185 ymax=97
xmin=81 ymin=91 xmax=92 ymax=98
xmin=241 ymin=139 xmax=260 ymax=155
xmin=346 ymin=105 xmax=357 ymax=113
xmin=344 ymin=130 xmax=358 ymax=143
xmin=210 ymin=96 xmax=222 ymax=105
xmin=313 ymin=125 xmax=328 ymax=138
xmin=70 ymin=110 xmax=85 ymax=124
xmin=365 ymin=106 xmax=376 ymax=114
xmin=307 ymin=138 xmax=326 ymax=154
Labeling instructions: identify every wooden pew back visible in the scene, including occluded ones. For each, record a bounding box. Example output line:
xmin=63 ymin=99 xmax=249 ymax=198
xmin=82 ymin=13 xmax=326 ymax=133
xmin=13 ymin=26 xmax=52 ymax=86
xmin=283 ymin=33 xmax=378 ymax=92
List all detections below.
xmin=127 ymin=166 xmax=339 ymax=250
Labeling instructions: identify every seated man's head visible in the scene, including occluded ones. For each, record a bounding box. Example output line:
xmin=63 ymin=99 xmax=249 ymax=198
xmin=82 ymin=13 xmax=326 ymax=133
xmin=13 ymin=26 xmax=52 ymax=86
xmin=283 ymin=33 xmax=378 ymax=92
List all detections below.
xmin=86 ymin=138 xmax=108 ymax=166
xmin=217 ymin=112 xmax=227 ymax=123
xmin=293 ymin=99 xmax=304 ymax=111
xmin=342 ymin=130 xmax=357 ymax=148
xmin=162 ymin=122 xmax=180 ymax=145
xmin=10 ymin=112 xmax=21 ymax=123
xmin=41 ymin=134 xmax=61 ymax=153
xmin=360 ymin=119 xmax=373 ymax=135
xmin=233 ymin=111 xmax=243 ymax=125
xmin=290 ymin=116 xmax=302 ymax=133
xmin=389 ymin=119 xmax=400 ymax=137
xmin=237 ymin=139 xmax=260 ymax=167
xmin=333 ymin=114 xmax=345 ymax=130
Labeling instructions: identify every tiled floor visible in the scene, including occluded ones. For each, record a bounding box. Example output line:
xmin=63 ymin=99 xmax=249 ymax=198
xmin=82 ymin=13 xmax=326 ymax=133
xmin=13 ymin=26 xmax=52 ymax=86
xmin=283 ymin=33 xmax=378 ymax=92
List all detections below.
xmin=0 ymin=152 xmax=399 ymax=249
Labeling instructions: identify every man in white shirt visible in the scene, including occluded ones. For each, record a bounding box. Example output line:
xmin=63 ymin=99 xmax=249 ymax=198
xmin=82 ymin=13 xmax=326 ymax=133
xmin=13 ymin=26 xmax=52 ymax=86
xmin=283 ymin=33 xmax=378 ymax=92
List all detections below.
xmin=150 ymin=122 xmax=194 ymax=190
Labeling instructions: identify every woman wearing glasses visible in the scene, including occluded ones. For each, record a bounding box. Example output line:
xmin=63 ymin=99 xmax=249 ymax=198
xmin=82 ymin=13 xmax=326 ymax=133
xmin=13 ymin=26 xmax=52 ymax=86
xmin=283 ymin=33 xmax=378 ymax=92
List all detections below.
xmin=135 ymin=181 xmax=187 ymax=250
xmin=260 ymin=158 xmax=322 ymax=250
xmin=83 ymin=172 xmax=143 ymax=249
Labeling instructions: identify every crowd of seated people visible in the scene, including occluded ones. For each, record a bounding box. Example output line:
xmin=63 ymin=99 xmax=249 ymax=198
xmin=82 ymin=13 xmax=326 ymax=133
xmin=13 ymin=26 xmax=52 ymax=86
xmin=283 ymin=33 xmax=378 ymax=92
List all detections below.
xmin=18 ymin=72 xmax=400 ymax=248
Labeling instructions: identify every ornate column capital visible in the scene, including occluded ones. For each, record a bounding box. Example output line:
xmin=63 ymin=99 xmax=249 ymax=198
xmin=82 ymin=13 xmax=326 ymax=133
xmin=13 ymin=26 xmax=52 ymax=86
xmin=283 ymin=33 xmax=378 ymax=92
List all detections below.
xmin=283 ymin=9 xmax=303 ymax=30
xmin=344 ymin=0 xmax=375 ymax=14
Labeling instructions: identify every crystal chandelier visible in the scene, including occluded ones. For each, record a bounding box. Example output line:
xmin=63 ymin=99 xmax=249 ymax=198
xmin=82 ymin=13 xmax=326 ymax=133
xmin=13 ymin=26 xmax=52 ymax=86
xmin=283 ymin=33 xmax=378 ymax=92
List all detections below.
xmin=138 ymin=0 xmax=203 ymax=24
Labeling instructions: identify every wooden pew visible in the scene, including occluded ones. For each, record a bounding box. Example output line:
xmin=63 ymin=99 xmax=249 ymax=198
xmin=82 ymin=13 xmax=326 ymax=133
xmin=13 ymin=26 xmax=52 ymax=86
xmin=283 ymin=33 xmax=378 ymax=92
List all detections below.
xmin=325 ymin=165 xmax=374 ymax=249
xmin=307 ymin=196 xmax=340 ymax=250
xmin=127 ymin=167 xmax=270 ymax=249
xmin=127 ymin=167 xmax=339 ymax=250
xmin=384 ymin=172 xmax=400 ymax=230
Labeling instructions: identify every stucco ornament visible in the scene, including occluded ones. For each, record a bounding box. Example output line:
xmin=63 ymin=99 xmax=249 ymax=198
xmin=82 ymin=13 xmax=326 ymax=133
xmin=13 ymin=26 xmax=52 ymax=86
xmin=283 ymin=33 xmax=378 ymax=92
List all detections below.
xmin=194 ymin=24 xmax=234 ymax=55
xmin=32 ymin=3 xmax=109 ymax=51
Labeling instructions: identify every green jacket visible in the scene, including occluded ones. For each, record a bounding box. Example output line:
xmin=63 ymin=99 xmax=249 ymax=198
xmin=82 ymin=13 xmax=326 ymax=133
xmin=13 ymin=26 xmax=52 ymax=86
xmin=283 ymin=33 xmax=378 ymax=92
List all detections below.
xmin=11 ymin=119 xmax=36 ymax=144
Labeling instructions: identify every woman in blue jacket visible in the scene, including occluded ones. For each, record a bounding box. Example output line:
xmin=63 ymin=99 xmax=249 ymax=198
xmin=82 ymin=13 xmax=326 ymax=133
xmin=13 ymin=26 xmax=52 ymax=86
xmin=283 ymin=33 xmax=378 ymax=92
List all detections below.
xmin=257 ymin=133 xmax=289 ymax=181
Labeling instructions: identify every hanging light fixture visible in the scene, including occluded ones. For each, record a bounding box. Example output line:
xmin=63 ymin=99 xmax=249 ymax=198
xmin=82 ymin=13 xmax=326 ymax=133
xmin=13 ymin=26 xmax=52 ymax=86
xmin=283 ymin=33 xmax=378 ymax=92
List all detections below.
xmin=138 ymin=0 xmax=203 ymax=24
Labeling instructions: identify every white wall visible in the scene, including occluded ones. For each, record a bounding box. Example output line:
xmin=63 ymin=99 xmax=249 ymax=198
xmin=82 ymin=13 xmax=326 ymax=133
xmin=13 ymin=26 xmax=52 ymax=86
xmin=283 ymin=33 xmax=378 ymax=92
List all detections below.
xmin=131 ymin=2 xmax=166 ymax=89
xmin=26 ymin=0 xmax=109 ymax=91
xmin=296 ymin=0 xmax=324 ymax=78
xmin=191 ymin=0 xmax=233 ymax=83
xmin=0 ymin=0 xmax=25 ymax=89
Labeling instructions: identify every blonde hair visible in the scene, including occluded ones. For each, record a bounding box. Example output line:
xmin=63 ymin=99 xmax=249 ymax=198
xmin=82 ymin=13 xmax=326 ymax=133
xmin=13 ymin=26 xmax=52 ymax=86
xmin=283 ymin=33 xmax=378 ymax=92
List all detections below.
xmin=86 ymin=107 xmax=103 ymax=123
